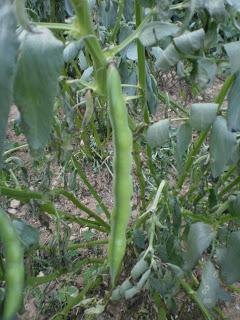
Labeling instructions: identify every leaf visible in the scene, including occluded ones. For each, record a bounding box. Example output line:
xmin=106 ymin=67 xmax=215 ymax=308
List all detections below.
xmin=183 ymin=223 xmax=216 ymax=270
xmin=155 ymin=44 xmax=180 ymax=71
xmin=189 ymin=103 xmax=218 ymax=131
xmin=224 ymin=41 xmax=240 ymax=74
xmin=175 ymin=122 xmax=192 ymax=173
xmin=216 ymin=231 xmax=240 ymax=284
xmin=146 ymin=119 xmax=170 ymax=148
xmin=13 ymin=219 xmax=39 ymax=251
xmin=193 ymin=58 xmax=217 ymax=89
xmin=226 ymin=0 xmax=240 ymax=11
xmin=99 ymin=0 xmax=118 ymax=29
xmin=228 ymin=194 xmax=240 ymax=218
xmin=227 ymin=74 xmax=240 ymax=131
xmin=174 ymin=29 xmax=205 ymax=55
xmin=139 ymin=22 xmax=180 ymax=47
xmin=146 ymin=65 xmax=158 ymax=114
xmin=63 ymin=41 xmax=82 ymax=63
xmin=210 ymin=116 xmax=236 ymax=178
xmin=0 ymin=1 xmax=19 ymax=167
xmin=13 ymin=28 xmax=64 ymax=155
xmin=204 ymin=0 xmax=226 ymax=22
xmin=197 ymin=261 xmax=231 ymax=309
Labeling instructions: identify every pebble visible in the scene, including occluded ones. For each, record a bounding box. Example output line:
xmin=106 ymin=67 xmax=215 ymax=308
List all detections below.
xmin=7 ymin=208 xmax=17 ymax=214
xmin=10 ymin=199 xmax=21 ymax=209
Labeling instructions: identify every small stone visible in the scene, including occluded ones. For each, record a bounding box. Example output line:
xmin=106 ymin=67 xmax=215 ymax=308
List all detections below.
xmin=7 ymin=208 xmax=17 ymax=214
xmin=10 ymin=199 xmax=21 ymax=209
xmin=37 ymin=271 xmax=45 ymax=278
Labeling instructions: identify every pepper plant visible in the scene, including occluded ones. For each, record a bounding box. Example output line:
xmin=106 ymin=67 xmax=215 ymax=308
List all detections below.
xmin=1 ymin=0 xmax=240 ymax=319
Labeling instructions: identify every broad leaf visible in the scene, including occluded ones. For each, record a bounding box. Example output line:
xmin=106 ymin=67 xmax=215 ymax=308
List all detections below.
xmin=183 ymin=222 xmax=215 ymax=270
xmin=14 ymin=28 xmax=64 ymax=155
xmin=216 ymin=231 xmax=240 ymax=284
xmin=63 ymin=41 xmax=82 ymax=63
xmin=13 ymin=219 xmax=39 ymax=251
xmin=226 ymin=0 xmax=240 ymax=11
xmin=146 ymin=119 xmax=170 ymax=148
xmin=204 ymin=0 xmax=226 ymax=21
xmin=197 ymin=261 xmax=230 ymax=309
xmin=155 ymin=44 xmax=180 ymax=71
xmin=139 ymin=22 xmax=180 ymax=47
xmin=193 ymin=59 xmax=217 ymax=89
xmin=224 ymin=41 xmax=240 ymax=74
xmin=190 ymin=103 xmax=218 ymax=131
xmin=210 ymin=116 xmax=236 ymax=177
xmin=174 ymin=29 xmax=205 ymax=55
xmin=227 ymin=74 xmax=240 ymax=131
xmin=0 ymin=1 xmax=19 ymax=166
xmin=228 ymin=194 xmax=240 ymax=218
xmin=175 ymin=122 xmax=192 ymax=173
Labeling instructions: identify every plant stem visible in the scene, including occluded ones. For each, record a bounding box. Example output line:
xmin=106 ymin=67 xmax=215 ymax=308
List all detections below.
xmin=180 ymin=279 xmax=214 ymax=320
xmin=68 ymin=239 xmax=108 ymax=250
xmin=3 ymin=144 xmax=28 ymax=156
xmin=72 ymin=155 xmax=111 ymax=219
xmin=135 ymin=0 xmax=148 ymax=124
xmin=51 ymin=189 xmax=110 ymax=230
xmin=71 ymin=0 xmax=107 ymax=94
xmin=219 ymin=176 xmax=240 ymax=198
xmin=110 ymin=0 xmax=125 ymax=42
xmin=52 ymin=275 xmax=102 ymax=319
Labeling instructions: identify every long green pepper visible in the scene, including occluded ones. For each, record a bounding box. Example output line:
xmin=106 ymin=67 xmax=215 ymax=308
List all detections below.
xmin=0 ymin=208 xmax=24 ymax=320
xmin=107 ymin=63 xmax=133 ymax=285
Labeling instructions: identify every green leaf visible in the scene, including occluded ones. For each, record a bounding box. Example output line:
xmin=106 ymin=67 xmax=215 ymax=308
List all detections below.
xmin=216 ymin=231 xmax=240 ymax=284
xmin=228 ymin=194 xmax=240 ymax=218
xmin=155 ymin=44 xmax=180 ymax=71
xmin=224 ymin=41 xmax=240 ymax=74
xmin=193 ymin=58 xmax=217 ymax=89
xmin=189 ymin=103 xmax=218 ymax=131
xmin=197 ymin=261 xmax=230 ymax=309
xmin=63 ymin=41 xmax=82 ymax=63
xmin=13 ymin=219 xmax=39 ymax=251
xmin=175 ymin=122 xmax=192 ymax=173
xmin=0 ymin=1 xmax=19 ymax=167
xmin=183 ymin=223 xmax=216 ymax=270
xmin=139 ymin=22 xmax=180 ymax=47
xmin=210 ymin=116 xmax=236 ymax=178
xmin=226 ymin=0 xmax=240 ymax=11
xmin=227 ymin=74 xmax=240 ymax=131
xmin=13 ymin=28 xmax=64 ymax=155
xmin=204 ymin=0 xmax=226 ymax=22
xmin=146 ymin=119 xmax=170 ymax=148
xmin=174 ymin=29 xmax=205 ymax=55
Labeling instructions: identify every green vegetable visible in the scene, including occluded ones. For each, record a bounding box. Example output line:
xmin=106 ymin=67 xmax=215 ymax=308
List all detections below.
xmin=107 ymin=63 xmax=133 ymax=285
xmin=0 ymin=208 xmax=24 ymax=320
xmin=131 ymin=257 xmax=149 ymax=280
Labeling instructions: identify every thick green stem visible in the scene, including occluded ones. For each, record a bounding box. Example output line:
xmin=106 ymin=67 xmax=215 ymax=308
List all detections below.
xmin=71 ymin=0 xmax=107 ymax=94
xmin=177 ymin=74 xmax=235 ymax=189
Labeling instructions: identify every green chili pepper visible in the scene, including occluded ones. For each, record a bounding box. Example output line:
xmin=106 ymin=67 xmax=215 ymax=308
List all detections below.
xmin=107 ymin=63 xmax=133 ymax=285
xmin=0 ymin=208 xmax=24 ymax=320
